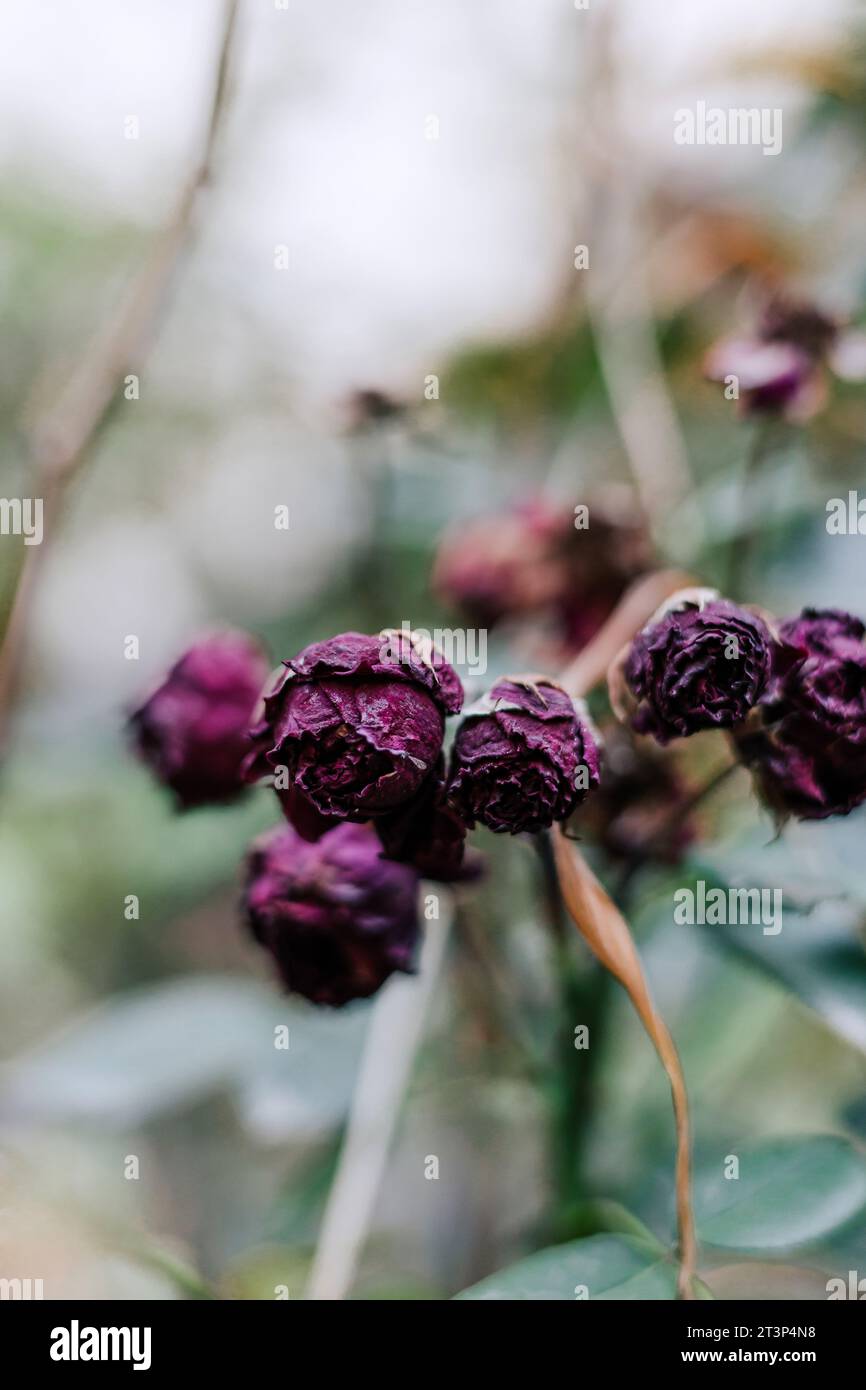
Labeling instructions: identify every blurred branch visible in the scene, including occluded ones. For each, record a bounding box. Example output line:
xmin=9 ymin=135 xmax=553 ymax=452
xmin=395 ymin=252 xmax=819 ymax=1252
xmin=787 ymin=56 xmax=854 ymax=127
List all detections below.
xmin=585 ymin=188 xmax=702 ymax=550
xmin=551 ymin=825 xmax=697 ymax=1299
xmin=0 ymin=0 xmax=241 ymax=755
xmin=554 ymin=576 xmax=699 ymax=1297
xmin=305 ymin=895 xmax=452 ymax=1301
xmin=559 ymin=567 xmax=693 ymax=700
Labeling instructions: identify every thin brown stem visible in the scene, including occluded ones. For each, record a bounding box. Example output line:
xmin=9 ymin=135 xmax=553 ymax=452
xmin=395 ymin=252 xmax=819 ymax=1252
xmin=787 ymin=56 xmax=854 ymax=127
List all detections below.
xmin=551 ymin=825 xmax=697 ymax=1297
xmin=0 ymin=0 xmax=241 ymax=754
xmin=550 ymin=577 xmax=701 ymax=1297
xmin=558 ymin=568 xmax=694 ymax=701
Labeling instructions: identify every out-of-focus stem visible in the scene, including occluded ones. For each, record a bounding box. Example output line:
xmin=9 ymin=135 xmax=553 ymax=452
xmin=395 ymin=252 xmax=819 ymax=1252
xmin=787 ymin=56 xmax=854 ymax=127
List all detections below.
xmin=551 ymin=826 xmax=697 ymax=1298
xmin=551 ymin=576 xmax=699 ymax=1297
xmin=0 ymin=0 xmax=241 ymax=755
xmin=305 ymin=893 xmax=452 ymax=1301
xmin=726 ymin=419 xmax=776 ymax=598
xmin=559 ymin=568 xmax=693 ymax=700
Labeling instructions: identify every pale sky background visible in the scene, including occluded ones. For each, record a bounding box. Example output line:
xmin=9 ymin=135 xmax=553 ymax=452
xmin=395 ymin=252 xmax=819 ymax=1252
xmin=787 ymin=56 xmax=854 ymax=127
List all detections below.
xmin=0 ymin=0 xmax=853 ymax=397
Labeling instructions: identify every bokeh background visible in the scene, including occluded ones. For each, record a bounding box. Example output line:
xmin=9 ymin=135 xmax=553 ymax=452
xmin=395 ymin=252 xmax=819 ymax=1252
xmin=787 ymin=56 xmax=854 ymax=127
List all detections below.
xmin=1 ymin=0 xmax=865 ymax=1299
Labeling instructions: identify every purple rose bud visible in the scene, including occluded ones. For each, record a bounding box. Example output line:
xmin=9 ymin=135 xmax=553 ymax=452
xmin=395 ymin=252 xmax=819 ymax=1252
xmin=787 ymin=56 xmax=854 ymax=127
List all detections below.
xmin=737 ymin=608 xmax=866 ymax=819
xmin=432 ymin=493 xmax=652 ymax=652
xmin=577 ymin=721 xmax=697 ymax=866
xmin=376 ymin=759 xmax=481 ymax=883
xmin=243 ymin=821 xmax=420 ymax=1007
xmin=616 ymin=590 xmax=773 ymax=744
xmin=704 ymin=337 xmax=817 ymax=417
xmin=245 ymin=631 xmax=463 ymax=835
xmin=703 ymin=295 xmax=858 ymax=422
xmin=129 ymin=631 xmax=269 ymax=809
xmin=448 ymin=677 xmax=601 ymax=835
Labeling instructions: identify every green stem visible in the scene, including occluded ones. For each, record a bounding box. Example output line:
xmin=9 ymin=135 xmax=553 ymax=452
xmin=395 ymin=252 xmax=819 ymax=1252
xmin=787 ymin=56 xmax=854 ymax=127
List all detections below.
xmin=726 ymin=418 xmax=776 ymax=598
xmin=534 ymin=832 xmax=612 ymax=1228
xmin=614 ymin=758 xmax=739 ymax=899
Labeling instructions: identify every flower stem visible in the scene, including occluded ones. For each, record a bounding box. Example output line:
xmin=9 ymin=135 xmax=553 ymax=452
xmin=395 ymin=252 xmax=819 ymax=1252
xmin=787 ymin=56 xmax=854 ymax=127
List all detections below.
xmin=616 ymin=758 xmax=740 ymax=897
xmin=305 ymin=894 xmax=452 ymax=1300
xmin=0 ymin=0 xmax=241 ymax=757
xmin=726 ymin=419 xmax=776 ymax=598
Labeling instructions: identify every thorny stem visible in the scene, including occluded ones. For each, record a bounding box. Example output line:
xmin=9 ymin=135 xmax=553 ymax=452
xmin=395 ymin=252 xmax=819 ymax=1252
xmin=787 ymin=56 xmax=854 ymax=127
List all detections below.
xmin=0 ymin=0 xmax=241 ymax=756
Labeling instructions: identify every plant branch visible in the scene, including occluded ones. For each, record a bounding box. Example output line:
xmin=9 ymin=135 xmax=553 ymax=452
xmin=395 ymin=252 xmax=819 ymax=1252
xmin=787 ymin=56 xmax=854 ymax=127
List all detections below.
xmin=551 ymin=574 xmax=701 ymax=1296
xmin=0 ymin=0 xmax=241 ymax=754
xmin=550 ymin=825 xmax=697 ymax=1297
xmin=558 ymin=568 xmax=693 ymax=701
xmin=305 ymin=893 xmax=452 ymax=1301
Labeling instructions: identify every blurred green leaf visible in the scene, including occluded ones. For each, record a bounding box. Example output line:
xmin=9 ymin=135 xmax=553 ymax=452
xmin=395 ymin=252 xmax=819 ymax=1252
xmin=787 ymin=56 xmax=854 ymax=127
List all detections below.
xmin=695 ymin=1135 xmax=866 ymax=1251
xmin=687 ymin=845 xmax=866 ymax=1057
xmin=455 ymin=1233 xmax=679 ymax=1300
xmin=0 ymin=974 xmax=369 ymax=1137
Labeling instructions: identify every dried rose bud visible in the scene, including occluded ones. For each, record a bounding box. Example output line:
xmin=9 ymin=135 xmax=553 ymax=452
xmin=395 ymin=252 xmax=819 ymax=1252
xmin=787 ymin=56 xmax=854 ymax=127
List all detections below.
xmin=557 ymin=494 xmax=654 ymax=651
xmin=345 ymin=388 xmax=404 ymax=430
xmin=575 ymin=722 xmax=696 ymax=866
xmin=432 ymin=500 xmax=571 ymax=629
xmin=376 ymin=759 xmax=481 ymax=883
xmin=245 ymin=631 xmax=463 ymax=836
xmin=704 ymin=336 xmax=819 ymax=418
xmin=614 ymin=590 xmax=773 ymax=744
xmin=737 ymin=608 xmax=866 ymax=820
xmin=129 ymin=631 xmax=269 ymax=809
xmin=432 ymin=492 xmax=652 ymax=650
xmin=448 ymin=677 xmax=601 ymax=835
xmin=243 ymin=822 xmax=420 ymax=1007
xmin=704 ymin=293 xmax=866 ymax=421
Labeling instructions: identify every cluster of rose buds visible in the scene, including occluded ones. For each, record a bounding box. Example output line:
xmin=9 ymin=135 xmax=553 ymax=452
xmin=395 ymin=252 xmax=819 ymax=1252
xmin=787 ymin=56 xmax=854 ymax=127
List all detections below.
xmin=611 ymin=590 xmax=866 ymax=823
xmin=704 ymin=293 xmax=866 ymax=421
xmin=128 ymin=584 xmax=865 ymax=1003
xmin=736 ymin=609 xmax=866 ymax=820
xmin=432 ymin=491 xmax=653 ymax=652
xmin=129 ymin=627 xmax=602 ymax=1004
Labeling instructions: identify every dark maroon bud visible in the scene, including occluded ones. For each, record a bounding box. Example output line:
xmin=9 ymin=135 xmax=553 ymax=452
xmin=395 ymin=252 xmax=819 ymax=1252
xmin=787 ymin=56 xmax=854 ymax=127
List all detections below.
xmin=615 ymin=589 xmax=773 ymax=744
xmin=737 ymin=608 xmax=866 ymax=820
xmin=703 ymin=293 xmax=866 ymax=421
xmin=129 ymin=631 xmax=269 ymax=809
xmin=575 ymin=722 xmax=697 ymax=866
xmin=759 ymin=299 xmax=838 ymax=352
xmin=243 ymin=822 xmax=420 ymax=1007
xmin=244 ymin=631 xmax=463 ymax=834
xmin=704 ymin=336 xmax=818 ymax=418
xmin=448 ymin=677 xmax=601 ymax=835
xmin=432 ymin=492 xmax=652 ymax=651
xmin=346 ymin=388 xmax=404 ymax=429
xmin=432 ymin=499 xmax=571 ymax=629
xmin=376 ymin=759 xmax=481 ymax=883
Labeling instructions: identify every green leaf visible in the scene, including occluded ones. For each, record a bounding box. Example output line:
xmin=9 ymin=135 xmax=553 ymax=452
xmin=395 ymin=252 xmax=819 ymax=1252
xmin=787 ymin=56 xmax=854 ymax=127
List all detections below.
xmin=695 ymin=1135 xmax=866 ymax=1251
xmin=0 ymin=974 xmax=369 ymax=1136
xmin=685 ymin=849 xmax=866 ymax=1057
xmin=455 ymin=1234 xmax=679 ymax=1301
